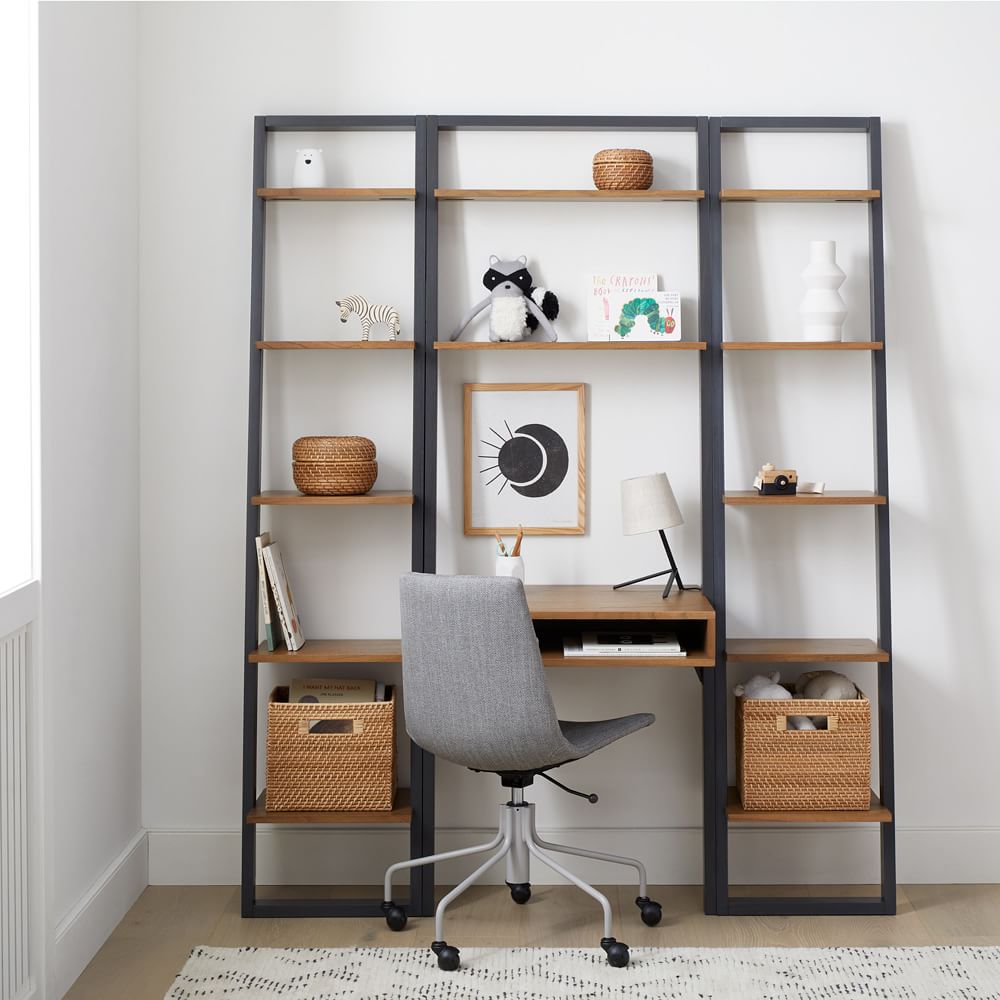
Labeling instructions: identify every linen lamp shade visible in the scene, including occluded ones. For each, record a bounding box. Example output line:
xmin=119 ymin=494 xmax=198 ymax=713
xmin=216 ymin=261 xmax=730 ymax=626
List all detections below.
xmin=621 ymin=473 xmax=683 ymax=537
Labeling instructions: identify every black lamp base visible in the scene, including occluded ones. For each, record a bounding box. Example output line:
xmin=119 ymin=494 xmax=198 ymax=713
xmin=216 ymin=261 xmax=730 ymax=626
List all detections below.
xmin=613 ymin=530 xmax=697 ymax=599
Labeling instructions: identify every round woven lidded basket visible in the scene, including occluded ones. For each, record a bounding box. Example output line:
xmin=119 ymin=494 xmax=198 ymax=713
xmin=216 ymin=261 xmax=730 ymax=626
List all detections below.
xmin=293 ymin=459 xmax=378 ymax=496
xmin=292 ymin=435 xmax=376 ymax=463
xmin=593 ymin=148 xmax=653 ymax=191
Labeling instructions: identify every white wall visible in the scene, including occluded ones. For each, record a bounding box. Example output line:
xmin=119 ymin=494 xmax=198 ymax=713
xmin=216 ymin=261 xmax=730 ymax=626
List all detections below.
xmin=39 ymin=3 xmax=146 ymax=994
xmin=137 ymin=1 xmax=1000 ymax=887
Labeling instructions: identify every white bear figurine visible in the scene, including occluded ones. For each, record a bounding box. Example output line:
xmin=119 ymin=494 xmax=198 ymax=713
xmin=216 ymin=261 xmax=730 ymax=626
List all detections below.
xmin=733 ymin=672 xmax=816 ymax=730
xmin=293 ymin=148 xmax=327 ymax=188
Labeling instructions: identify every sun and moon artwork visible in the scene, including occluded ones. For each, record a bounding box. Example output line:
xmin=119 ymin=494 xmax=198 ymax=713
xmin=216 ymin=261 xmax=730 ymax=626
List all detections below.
xmin=464 ymin=383 xmax=585 ymax=535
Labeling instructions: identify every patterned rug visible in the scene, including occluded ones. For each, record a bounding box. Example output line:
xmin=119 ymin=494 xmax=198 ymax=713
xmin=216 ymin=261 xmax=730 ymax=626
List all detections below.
xmin=165 ymin=946 xmax=1000 ymax=999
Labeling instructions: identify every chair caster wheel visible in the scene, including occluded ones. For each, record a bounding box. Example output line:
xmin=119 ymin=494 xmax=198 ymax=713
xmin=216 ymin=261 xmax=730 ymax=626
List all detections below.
xmin=432 ymin=940 xmax=460 ymax=971
xmin=507 ymin=881 xmax=532 ymax=904
xmin=380 ymin=901 xmax=406 ymax=932
xmin=601 ymin=936 xmax=630 ymax=968
xmin=636 ymin=895 xmax=662 ymax=927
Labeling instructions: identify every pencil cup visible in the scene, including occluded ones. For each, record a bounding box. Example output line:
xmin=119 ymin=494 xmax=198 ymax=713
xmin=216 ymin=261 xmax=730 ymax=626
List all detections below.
xmin=495 ymin=555 xmax=525 ymax=582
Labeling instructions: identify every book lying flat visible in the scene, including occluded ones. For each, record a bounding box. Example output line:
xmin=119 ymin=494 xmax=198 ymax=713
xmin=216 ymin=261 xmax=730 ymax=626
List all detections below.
xmin=563 ymin=637 xmax=686 ymax=658
xmin=581 ymin=631 xmax=682 ymax=653
xmin=289 ymin=678 xmax=378 ymax=704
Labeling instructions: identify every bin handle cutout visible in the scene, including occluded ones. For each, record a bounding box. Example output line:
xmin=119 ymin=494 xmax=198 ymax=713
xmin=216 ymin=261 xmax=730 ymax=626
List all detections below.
xmin=300 ymin=719 xmax=363 ymax=736
xmin=775 ymin=715 xmax=837 ymax=732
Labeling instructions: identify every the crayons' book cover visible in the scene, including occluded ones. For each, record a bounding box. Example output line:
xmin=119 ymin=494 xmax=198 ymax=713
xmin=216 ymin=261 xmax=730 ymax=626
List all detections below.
xmin=588 ymin=273 xmax=657 ymax=340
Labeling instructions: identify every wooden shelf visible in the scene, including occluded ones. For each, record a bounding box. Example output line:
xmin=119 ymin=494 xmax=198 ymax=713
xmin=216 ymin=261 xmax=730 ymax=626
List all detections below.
xmin=723 ymin=341 xmax=883 ymax=351
xmin=524 ymin=585 xmax=715 ymax=622
xmin=724 ymin=491 xmax=886 ymax=506
xmin=435 ymin=188 xmax=704 ymax=202
xmin=248 ymin=787 xmax=412 ymax=825
xmin=252 ymin=491 xmax=414 ymax=506
xmin=541 ymin=643 xmax=713 ymax=669
xmin=257 ymin=187 xmax=415 ymax=201
xmin=720 ymin=189 xmax=880 ymax=203
xmin=435 ymin=340 xmax=706 ymax=351
xmin=727 ymin=638 xmax=888 ymax=663
xmin=727 ymin=787 xmax=892 ymax=824
xmin=249 ymin=639 xmax=402 ymax=663
xmin=257 ymin=340 xmax=416 ymax=351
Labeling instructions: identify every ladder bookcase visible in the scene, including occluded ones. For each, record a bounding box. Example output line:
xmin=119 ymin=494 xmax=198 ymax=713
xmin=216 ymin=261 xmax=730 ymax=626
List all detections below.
xmin=241 ymin=113 xmax=895 ymax=919
xmin=242 ymin=115 xmax=435 ymax=918
xmin=703 ymin=116 xmax=896 ymax=916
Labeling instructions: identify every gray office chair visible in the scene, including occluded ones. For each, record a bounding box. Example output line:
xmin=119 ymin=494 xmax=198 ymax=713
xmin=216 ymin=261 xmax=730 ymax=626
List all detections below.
xmin=382 ymin=573 xmax=661 ymax=971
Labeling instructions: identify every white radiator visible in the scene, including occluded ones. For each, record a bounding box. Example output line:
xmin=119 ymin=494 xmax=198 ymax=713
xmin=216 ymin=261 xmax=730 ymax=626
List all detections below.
xmin=0 ymin=626 xmax=30 ymax=1000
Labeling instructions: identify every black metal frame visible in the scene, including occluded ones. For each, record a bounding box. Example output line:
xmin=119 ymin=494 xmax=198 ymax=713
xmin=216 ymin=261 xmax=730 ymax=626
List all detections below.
xmin=703 ymin=116 xmax=896 ymax=916
xmin=242 ymin=114 xmax=434 ymax=919
xmin=242 ymin=112 xmax=895 ymax=921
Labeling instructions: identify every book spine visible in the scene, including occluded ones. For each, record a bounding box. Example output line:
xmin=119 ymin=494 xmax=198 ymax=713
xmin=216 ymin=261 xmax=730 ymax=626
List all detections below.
xmin=263 ymin=547 xmax=293 ymax=650
xmin=255 ymin=536 xmax=276 ymax=652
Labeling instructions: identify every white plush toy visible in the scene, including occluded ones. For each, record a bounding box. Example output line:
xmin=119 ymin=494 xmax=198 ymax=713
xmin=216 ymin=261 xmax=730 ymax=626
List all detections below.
xmin=795 ymin=669 xmax=858 ymax=701
xmin=733 ymin=672 xmax=816 ymax=730
xmin=794 ymin=670 xmax=858 ymax=729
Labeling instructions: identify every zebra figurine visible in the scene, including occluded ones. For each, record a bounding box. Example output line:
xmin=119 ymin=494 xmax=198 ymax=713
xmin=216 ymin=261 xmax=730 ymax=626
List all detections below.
xmin=336 ymin=295 xmax=401 ymax=341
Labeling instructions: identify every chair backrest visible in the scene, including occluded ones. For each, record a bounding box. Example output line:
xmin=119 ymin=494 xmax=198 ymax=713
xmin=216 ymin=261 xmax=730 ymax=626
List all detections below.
xmin=398 ymin=573 xmax=569 ymax=772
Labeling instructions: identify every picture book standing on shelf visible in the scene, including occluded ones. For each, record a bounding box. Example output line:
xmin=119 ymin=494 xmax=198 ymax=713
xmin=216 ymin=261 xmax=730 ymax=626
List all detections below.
xmin=262 ymin=540 xmax=305 ymax=651
xmin=255 ymin=532 xmax=280 ymax=651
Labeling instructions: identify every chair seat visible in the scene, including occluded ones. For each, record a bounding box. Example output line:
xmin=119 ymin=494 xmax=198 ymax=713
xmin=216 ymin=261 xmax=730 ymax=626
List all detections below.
xmin=559 ymin=713 xmax=655 ymax=759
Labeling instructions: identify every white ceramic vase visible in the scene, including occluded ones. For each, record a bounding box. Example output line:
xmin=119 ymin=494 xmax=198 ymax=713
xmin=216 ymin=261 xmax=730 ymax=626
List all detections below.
xmin=799 ymin=240 xmax=847 ymax=342
xmin=495 ymin=556 xmax=525 ymax=583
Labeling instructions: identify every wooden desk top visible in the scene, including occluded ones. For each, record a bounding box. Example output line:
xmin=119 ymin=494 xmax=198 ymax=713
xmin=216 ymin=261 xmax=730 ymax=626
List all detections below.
xmin=524 ymin=585 xmax=715 ymax=621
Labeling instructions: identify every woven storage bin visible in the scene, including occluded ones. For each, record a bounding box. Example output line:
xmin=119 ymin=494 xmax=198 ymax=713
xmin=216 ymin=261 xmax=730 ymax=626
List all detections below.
xmin=736 ymin=690 xmax=871 ymax=811
xmin=292 ymin=459 xmax=378 ymax=496
xmin=266 ymin=686 xmax=396 ymax=812
xmin=292 ymin=436 xmax=376 ymax=463
xmin=592 ymin=148 xmax=653 ymax=190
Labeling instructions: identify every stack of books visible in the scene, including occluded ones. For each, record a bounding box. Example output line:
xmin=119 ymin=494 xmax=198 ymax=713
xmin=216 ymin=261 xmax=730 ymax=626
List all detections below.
xmin=562 ymin=631 xmax=686 ymax=658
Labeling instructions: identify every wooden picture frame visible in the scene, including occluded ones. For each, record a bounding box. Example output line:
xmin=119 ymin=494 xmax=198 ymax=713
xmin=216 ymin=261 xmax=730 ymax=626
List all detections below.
xmin=464 ymin=383 xmax=585 ymax=536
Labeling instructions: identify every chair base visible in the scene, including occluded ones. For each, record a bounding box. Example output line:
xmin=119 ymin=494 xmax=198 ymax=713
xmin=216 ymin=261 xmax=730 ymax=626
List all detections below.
xmin=382 ymin=788 xmax=660 ymax=970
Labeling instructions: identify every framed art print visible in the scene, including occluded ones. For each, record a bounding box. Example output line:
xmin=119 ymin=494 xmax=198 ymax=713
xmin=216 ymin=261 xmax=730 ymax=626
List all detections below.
xmin=464 ymin=383 xmax=585 ymax=535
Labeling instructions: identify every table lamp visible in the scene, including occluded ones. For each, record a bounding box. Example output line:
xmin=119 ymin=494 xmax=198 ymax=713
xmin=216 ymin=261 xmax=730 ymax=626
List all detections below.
xmin=614 ymin=473 xmax=692 ymax=599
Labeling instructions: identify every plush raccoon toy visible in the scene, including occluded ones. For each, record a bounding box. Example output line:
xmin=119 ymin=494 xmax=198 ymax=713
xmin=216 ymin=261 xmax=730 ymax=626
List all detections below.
xmin=450 ymin=256 xmax=560 ymax=342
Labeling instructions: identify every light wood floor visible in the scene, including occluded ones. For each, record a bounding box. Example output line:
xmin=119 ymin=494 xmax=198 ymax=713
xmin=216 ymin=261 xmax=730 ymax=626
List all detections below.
xmin=65 ymin=884 xmax=1000 ymax=999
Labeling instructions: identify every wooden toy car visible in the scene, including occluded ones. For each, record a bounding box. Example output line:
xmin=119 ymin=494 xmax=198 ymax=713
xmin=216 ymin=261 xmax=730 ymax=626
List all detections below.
xmin=754 ymin=463 xmax=798 ymax=496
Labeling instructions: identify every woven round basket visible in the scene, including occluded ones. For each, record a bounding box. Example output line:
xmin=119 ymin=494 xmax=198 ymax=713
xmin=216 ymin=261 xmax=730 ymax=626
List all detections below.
xmin=292 ymin=436 xmax=376 ymax=463
xmin=293 ymin=459 xmax=378 ymax=496
xmin=593 ymin=148 xmax=653 ymax=190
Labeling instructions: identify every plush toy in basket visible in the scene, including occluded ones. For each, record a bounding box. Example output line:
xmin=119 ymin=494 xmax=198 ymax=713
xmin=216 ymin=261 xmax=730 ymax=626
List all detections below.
xmin=292 ymin=435 xmax=377 ymax=496
xmin=450 ymin=256 xmax=560 ymax=343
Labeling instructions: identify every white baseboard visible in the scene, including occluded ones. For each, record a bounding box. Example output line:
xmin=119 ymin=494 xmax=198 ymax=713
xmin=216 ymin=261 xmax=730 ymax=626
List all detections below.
xmin=147 ymin=824 xmax=1000 ymax=887
xmin=53 ymin=830 xmax=148 ymax=999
